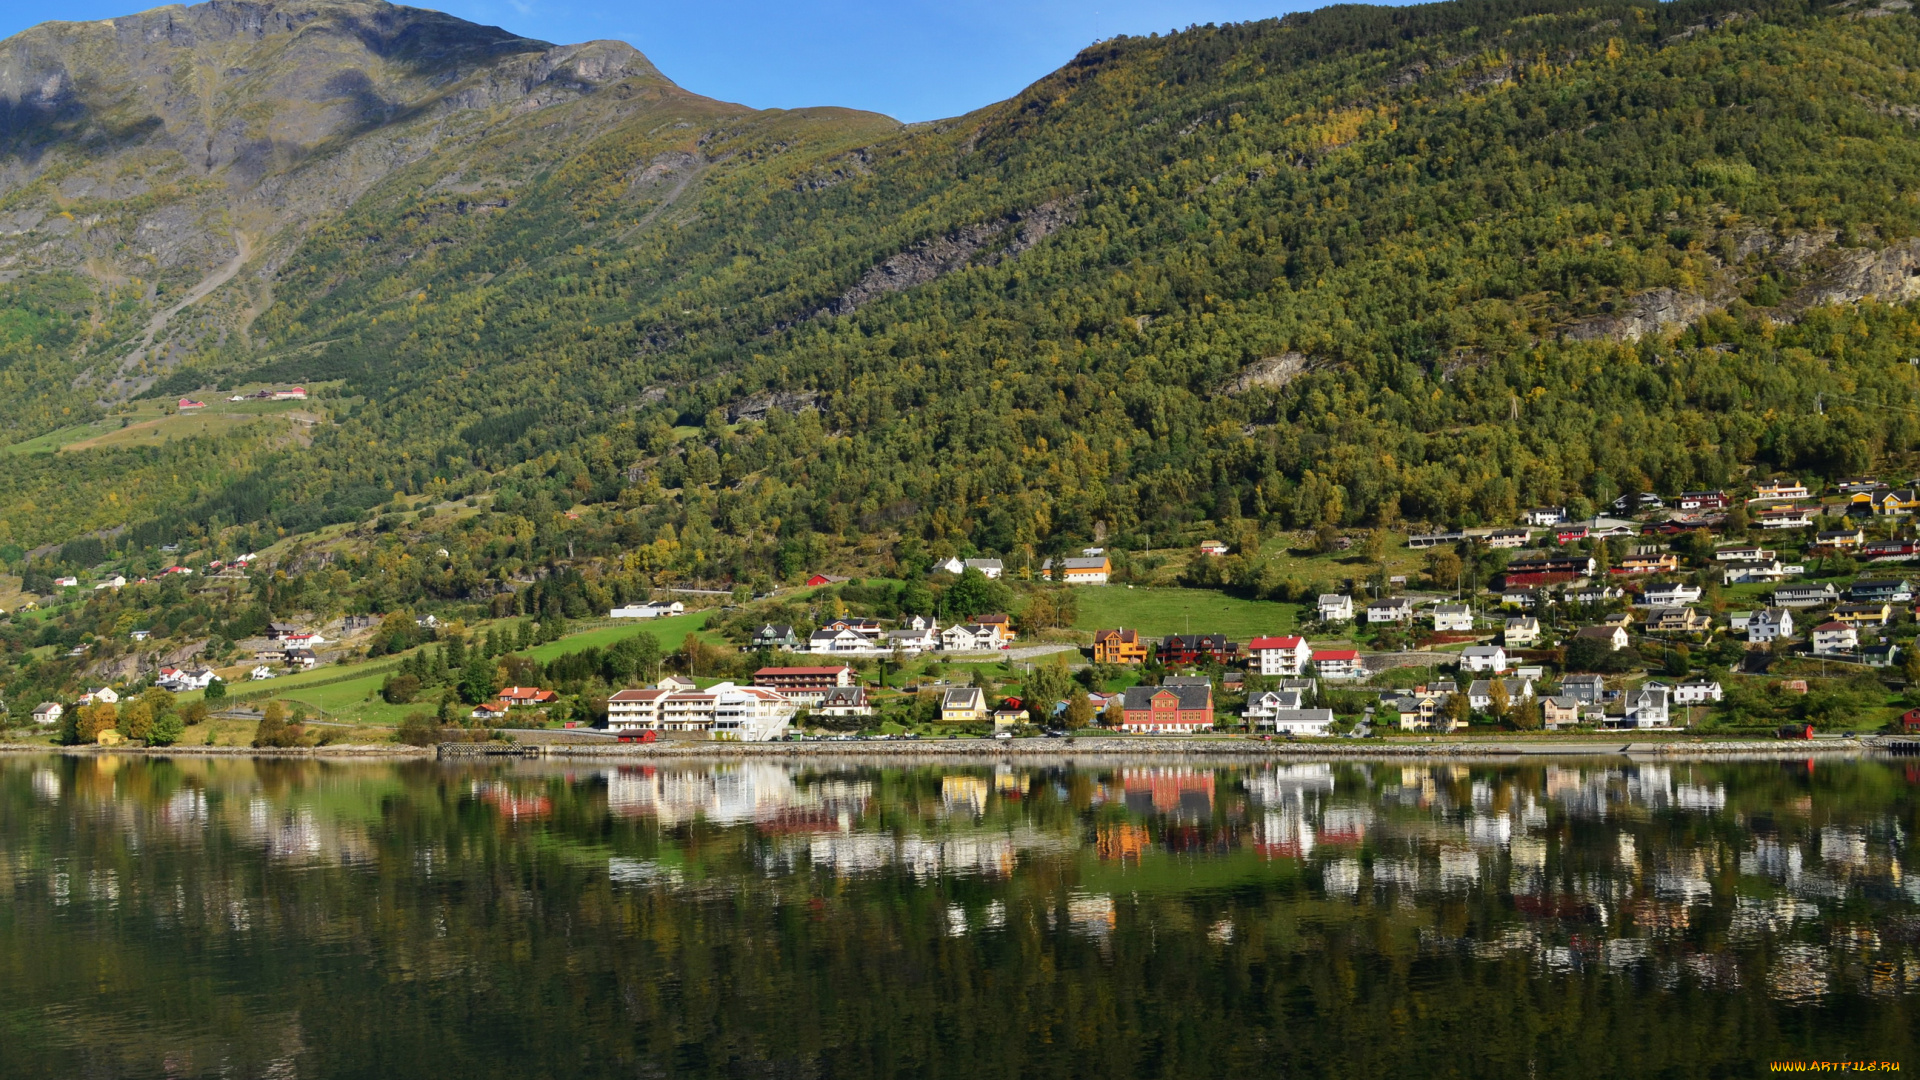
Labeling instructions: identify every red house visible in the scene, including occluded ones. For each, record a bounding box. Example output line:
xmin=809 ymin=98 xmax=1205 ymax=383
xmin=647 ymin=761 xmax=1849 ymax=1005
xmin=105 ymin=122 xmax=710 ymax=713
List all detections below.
xmin=498 ymin=686 xmax=558 ymax=706
xmin=1902 ymin=709 xmax=1920 ymax=733
xmin=1118 ymin=679 xmax=1214 ymax=733
xmin=805 ymin=574 xmax=833 ymax=587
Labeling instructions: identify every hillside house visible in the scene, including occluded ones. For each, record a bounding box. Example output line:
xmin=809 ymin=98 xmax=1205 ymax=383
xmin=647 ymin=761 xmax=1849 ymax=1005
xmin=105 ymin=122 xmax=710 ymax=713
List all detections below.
xmin=753 ymin=624 xmax=801 ymax=649
xmin=1247 ymin=635 xmax=1312 ymax=676
xmin=610 ymin=601 xmax=686 ymax=619
xmin=972 ymin=613 xmax=1015 ymax=639
xmin=1468 ymin=678 xmax=1534 ymax=712
xmin=1721 ymin=559 xmax=1791 ymax=584
xmin=1645 ymin=607 xmax=1712 ymax=634
xmin=1774 ymin=583 xmax=1840 ymax=608
xmin=1748 ymin=607 xmax=1795 ymax=644
xmin=1431 ymin=604 xmax=1474 ymax=632
xmin=498 ymin=686 xmax=558 ymax=707
xmin=1815 ymin=528 xmax=1866 ymax=549
xmin=1366 ymin=597 xmax=1415 ymax=624
xmin=1460 ymin=645 xmax=1508 ymax=673
xmin=1751 ymin=480 xmax=1810 ymax=502
xmin=1851 ymin=579 xmax=1913 ymax=602
xmin=1159 ymin=633 xmax=1240 ymax=666
xmin=1559 ymin=675 xmax=1605 ymax=704
xmin=1504 ymin=616 xmax=1539 ymax=646
xmin=31 ymin=702 xmax=61 ymax=724
xmin=1573 ymin=625 xmax=1630 ymax=652
xmin=752 ymin=666 xmax=857 ymax=707
xmin=1525 ymin=507 xmax=1567 ymax=525
xmin=1643 ymin=583 xmax=1703 ymax=607
xmin=1119 ymin=679 xmax=1215 ymax=733
xmin=1756 ymin=506 xmax=1816 ymax=529
xmin=1811 ymin=621 xmax=1859 ymax=655
xmin=1092 ymin=628 xmax=1151 ymax=665
xmin=940 ymin=687 xmax=987 ymax=724
xmin=1242 ymin=689 xmax=1333 ymax=736
xmin=1317 ymin=594 xmax=1355 ymax=622
xmin=1834 ymin=602 xmax=1893 ymax=626
xmin=1613 ymin=551 xmax=1679 ymax=575
xmin=816 ymin=687 xmax=874 ymax=717
xmin=885 ymin=624 xmax=940 ymax=654
xmin=1622 ymin=687 xmax=1672 ymax=729
xmin=1037 ymin=556 xmax=1110 ymax=584
xmin=1197 ymin=540 xmax=1230 ymax=556
xmin=1540 ymin=696 xmax=1583 ymax=728
xmin=1313 ymin=649 xmax=1365 ymax=681
xmin=1677 ymin=491 xmax=1730 ymax=510
xmin=1716 ymin=545 xmax=1776 ymax=562
xmin=1669 ymin=679 xmax=1724 ymax=704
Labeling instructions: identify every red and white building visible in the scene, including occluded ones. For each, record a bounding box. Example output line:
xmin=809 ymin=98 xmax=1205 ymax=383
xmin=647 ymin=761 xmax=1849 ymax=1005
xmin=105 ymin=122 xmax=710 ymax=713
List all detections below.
xmin=1312 ymin=649 xmax=1365 ymax=681
xmin=751 ymin=665 xmax=857 ymax=706
xmin=1247 ymin=635 xmax=1312 ymax=676
xmin=498 ymin=686 xmax=558 ymax=706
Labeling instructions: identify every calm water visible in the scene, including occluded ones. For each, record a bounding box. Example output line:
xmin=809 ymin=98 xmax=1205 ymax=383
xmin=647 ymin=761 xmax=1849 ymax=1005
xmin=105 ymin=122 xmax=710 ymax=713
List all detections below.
xmin=1 ymin=754 xmax=1916 ymax=1079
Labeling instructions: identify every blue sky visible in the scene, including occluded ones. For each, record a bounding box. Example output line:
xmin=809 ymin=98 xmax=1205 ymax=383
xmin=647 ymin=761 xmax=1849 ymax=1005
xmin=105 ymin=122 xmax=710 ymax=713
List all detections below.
xmin=0 ymin=0 xmax=1343 ymax=122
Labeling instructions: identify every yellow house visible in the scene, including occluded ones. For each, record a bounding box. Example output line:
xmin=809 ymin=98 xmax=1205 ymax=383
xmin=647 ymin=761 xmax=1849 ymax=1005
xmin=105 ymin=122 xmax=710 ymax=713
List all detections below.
xmin=1834 ymin=602 xmax=1893 ymax=626
xmin=940 ymin=687 xmax=986 ymax=724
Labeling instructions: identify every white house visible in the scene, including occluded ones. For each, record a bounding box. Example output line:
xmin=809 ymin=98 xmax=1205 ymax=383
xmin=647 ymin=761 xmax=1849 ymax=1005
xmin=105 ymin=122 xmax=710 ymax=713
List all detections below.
xmin=1526 ymin=507 xmax=1567 ymax=525
xmin=1312 ymin=649 xmax=1365 ymax=681
xmin=1366 ymin=597 xmax=1415 ymax=624
xmin=92 ymin=575 xmax=127 ymax=591
xmin=1722 ymin=560 xmax=1791 ymax=584
xmin=605 ymin=682 xmax=793 ymax=741
xmin=1504 ymin=616 xmax=1539 ymax=646
xmin=1247 ymin=635 xmax=1312 ymax=677
xmin=1642 ymin=583 xmax=1703 ymax=607
xmin=1748 ymin=607 xmax=1795 ymax=644
xmin=32 ymin=702 xmax=62 ymax=724
xmin=1621 ymin=687 xmax=1672 ymax=728
xmin=884 ymin=624 xmax=940 ymax=654
xmin=1468 ymin=678 xmax=1534 ymax=712
xmin=1431 ymin=604 xmax=1474 ymax=632
xmin=249 ymin=666 xmax=275 ymax=681
xmin=1460 ymin=645 xmax=1508 ymax=673
xmin=156 ymin=666 xmax=216 ymax=692
xmin=78 ymin=687 xmax=119 ymax=706
xmin=1242 ymin=689 xmax=1334 ymax=736
xmin=1810 ymin=621 xmax=1858 ymax=655
xmin=1316 ymin=594 xmax=1354 ymax=623
xmin=1774 ymin=584 xmax=1840 ymax=608
xmin=54 ymin=576 xmax=78 ymax=588
xmin=940 ymin=623 xmax=1008 ymax=652
xmin=938 ymin=557 xmax=1005 ymax=579
xmin=610 ymin=601 xmax=687 ymax=619
xmin=1669 ymin=679 xmax=1724 ymax=704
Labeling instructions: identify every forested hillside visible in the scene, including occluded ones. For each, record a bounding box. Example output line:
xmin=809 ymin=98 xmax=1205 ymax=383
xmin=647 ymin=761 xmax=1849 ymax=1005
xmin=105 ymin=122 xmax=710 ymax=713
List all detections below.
xmin=2 ymin=0 xmax=1920 ymax=581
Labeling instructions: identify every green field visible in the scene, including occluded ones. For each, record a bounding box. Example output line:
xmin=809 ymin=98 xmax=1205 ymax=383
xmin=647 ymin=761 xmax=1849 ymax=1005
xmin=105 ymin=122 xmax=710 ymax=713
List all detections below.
xmin=523 ymin=612 xmax=719 ymax=660
xmin=1070 ymin=587 xmax=1300 ymax=639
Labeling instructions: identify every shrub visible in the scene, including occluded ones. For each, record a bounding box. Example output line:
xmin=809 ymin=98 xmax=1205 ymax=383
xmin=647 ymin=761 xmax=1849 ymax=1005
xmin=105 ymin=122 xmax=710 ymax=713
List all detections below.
xmin=381 ymin=673 xmax=421 ymax=705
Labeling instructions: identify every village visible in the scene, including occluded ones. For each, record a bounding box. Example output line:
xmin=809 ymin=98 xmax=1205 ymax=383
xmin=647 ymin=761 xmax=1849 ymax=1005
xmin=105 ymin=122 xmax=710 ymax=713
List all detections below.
xmin=15 ymin=475 xmax=1920 ymax=747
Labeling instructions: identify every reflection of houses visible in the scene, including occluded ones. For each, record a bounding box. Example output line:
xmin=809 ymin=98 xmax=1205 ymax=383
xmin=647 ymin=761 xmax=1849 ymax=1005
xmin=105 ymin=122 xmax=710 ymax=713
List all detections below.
xmin=1120 ymin=768 xmax=1214 ymax=817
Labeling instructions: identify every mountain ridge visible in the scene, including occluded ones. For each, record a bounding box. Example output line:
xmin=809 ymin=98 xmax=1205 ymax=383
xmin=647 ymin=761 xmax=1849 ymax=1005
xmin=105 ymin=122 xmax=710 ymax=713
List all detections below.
xmin=0 ymin=0 xmax=1917 ymax=582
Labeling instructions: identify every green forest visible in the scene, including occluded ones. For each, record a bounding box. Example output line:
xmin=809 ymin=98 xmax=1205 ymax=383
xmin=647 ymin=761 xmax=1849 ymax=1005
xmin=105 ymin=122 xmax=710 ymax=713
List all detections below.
xmin=4 ymin=0 xmax=1920 ymax=585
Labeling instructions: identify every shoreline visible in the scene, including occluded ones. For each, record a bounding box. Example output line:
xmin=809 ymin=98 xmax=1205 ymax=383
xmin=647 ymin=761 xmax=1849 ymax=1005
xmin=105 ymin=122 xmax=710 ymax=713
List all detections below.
xmin=2 ymin=736 xmax=1903 ymax=762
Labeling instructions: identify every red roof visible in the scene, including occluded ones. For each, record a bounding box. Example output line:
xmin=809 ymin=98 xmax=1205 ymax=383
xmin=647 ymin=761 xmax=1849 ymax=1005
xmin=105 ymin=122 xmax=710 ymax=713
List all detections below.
xmin=805 ymin=574 xmax=832 ymax=586
xmin=1313 ymin=649 xmax=1360 ymax=661
xmin=498 ymin=686 xmax=556 ymax=703
xmin=1249 ymin=636 xmax=1305 ymax=650
xmin=1813 ymin=621 xmax=1849 ymax=633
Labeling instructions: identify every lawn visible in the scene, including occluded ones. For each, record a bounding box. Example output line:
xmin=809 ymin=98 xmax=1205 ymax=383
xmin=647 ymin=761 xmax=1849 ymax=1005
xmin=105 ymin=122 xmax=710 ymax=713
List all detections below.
xmin=1070 ymin=586 xmax=1300 ymax=639
xmin=523 ymin=612 xmax=721 ymax=660
xmin=2 ymin=394 xmax=314 ymax=455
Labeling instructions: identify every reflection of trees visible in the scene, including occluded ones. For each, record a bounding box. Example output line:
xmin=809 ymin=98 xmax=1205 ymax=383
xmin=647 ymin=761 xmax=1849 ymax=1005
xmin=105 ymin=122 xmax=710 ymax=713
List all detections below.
xmin=0 ymin=756 xmax=1913 ymax=1076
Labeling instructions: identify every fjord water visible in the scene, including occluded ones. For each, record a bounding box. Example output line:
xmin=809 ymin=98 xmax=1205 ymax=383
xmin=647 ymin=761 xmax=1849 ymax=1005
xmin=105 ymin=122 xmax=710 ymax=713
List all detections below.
xmin=1 ymin=755 xmax=1915 ymax=1078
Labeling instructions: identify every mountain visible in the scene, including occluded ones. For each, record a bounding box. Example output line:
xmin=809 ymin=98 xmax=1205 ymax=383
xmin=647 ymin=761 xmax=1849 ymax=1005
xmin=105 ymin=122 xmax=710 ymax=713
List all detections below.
xmin=1 ymin=0 xmax=1919 ymax=578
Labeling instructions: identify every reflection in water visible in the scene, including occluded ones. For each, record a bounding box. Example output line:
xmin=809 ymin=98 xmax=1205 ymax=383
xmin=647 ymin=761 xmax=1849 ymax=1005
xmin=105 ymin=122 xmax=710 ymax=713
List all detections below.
xmin=0 ymin=753 xmax=1915 ymax=1077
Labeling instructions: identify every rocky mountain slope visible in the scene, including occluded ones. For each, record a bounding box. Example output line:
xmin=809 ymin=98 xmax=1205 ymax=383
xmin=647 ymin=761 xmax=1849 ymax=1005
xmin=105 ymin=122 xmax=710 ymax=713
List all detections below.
xmin=2 ymin=0 xmax=1920 ymax=570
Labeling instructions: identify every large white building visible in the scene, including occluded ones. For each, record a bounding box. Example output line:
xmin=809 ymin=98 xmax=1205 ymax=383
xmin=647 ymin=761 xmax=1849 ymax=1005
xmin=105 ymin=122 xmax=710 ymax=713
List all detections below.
xmin=606 ymin=683 xmax=794 ymax=741
xmin=1246 ymin=635 xmax=1312 ymax=676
